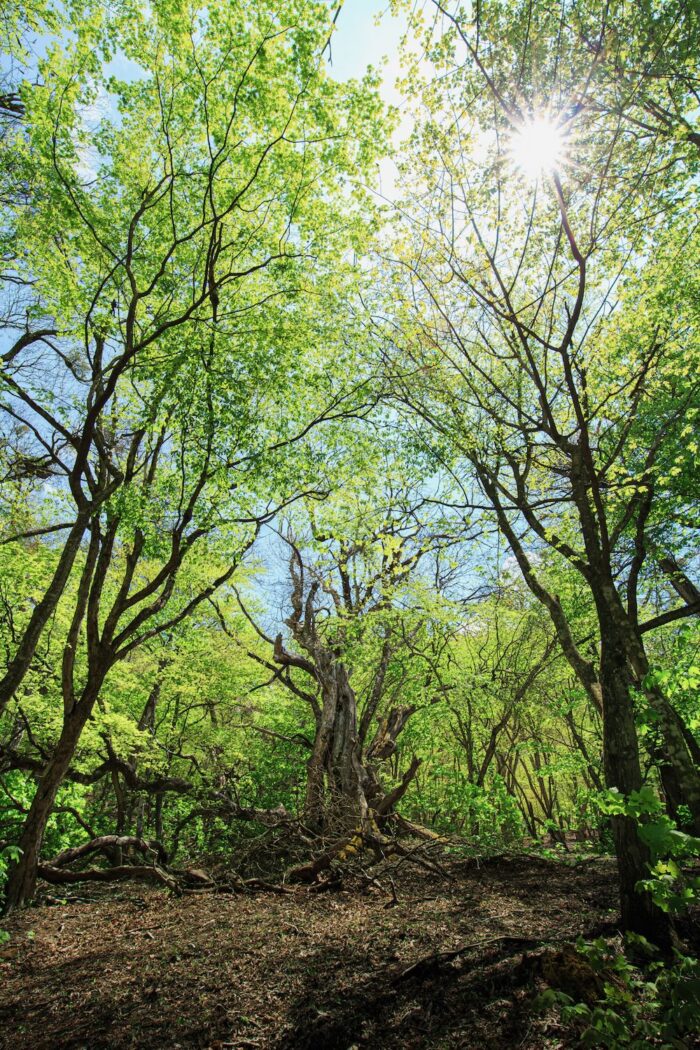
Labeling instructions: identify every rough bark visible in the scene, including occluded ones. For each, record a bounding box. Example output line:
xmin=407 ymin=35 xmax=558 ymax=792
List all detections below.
xmin=598 ymin=618 xmax=670 ymax=948
xmin=3 ymin=698 xmax=99 ymax=912
xmin=302 ymin=657 xmax=369 ymax=830
xmin=367 ymin=707 xmax=416 ymax=762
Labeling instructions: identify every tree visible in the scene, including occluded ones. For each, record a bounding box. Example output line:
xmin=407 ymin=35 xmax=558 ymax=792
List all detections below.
xmin=0 ymin=0 xmax=385 ymax=714
xmin=0 ymin=0 xmax=388 ymax=909
xmin=224 ymin=459 xmax=470 ymax=833
xmin=383 ymin=0 xmax=700 ymax=943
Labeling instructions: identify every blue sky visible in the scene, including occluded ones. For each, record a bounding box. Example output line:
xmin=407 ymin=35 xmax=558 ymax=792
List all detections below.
xmin=325 ymin=1 xmax=411 ymax=200
xmin=325 ymin=0 xmax=406 ymax=99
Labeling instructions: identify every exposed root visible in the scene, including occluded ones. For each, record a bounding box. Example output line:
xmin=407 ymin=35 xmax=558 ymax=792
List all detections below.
xmin=37 ymin=862 xmax=180 ymax=891
xmin=286 ymin=816 xmax=454 ymax=887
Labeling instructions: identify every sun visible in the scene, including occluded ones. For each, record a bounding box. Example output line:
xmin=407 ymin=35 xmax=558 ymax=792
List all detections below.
xmin=508 ymin=115 xmax=567 ymax=181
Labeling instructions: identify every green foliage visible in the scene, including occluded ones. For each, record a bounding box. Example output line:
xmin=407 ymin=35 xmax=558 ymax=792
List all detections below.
xmin=0 ymin=843 xmax=21 ymax=893
xmin=0 ymin=844 xmax=22 ymax=941
xmin=540 ymin=936 xmax=700 ymax=1049
xmin=599 ymin=787 xmax=700 ymax=914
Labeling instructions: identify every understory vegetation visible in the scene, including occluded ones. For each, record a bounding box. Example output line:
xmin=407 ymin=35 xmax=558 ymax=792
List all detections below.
xmin=0 ymin=0 xmax=698 ymax=1046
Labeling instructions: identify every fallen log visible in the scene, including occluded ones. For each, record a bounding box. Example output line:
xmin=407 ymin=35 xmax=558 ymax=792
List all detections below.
xmin=286 ymin=818 xmax=377 ymax=883
xmin=393 ymin=814 xmax=448 ymax=842
xmin=38 ymin=842 xmax=290 ymax=897
xmin=36 ymin=835 xmax=178 ymax=893
xmin=287 ymin=804 xmax=450 ymax=886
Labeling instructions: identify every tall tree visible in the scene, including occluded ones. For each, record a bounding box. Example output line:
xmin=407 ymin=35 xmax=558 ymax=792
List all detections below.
xmin=384 ymin=0 xmax=700 ymax=943
xmin=227 ymin=469 xmax=467 ymax=833
xmin=0 ymin=0 xmax=385 ymax=714
xmin=0 ymin=0 xmax=387 ymax=908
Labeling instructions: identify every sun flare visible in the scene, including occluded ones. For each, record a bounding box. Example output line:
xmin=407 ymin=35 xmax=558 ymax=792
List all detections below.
xmin=509 ymin=116 xmax=566 ymax=181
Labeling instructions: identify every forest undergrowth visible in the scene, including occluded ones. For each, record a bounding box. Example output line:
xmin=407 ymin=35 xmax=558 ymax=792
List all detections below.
xmin=0 ymin=854 xmax=633 ymax=1050
xmin=2 ymin=844 xmax=699 ymax=1050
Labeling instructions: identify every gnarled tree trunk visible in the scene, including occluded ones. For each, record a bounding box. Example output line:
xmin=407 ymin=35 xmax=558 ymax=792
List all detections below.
xmin=274 ymin=556 xmax=420 ymax=834
xmin=304 ymin=656 xmax=369 ymax=831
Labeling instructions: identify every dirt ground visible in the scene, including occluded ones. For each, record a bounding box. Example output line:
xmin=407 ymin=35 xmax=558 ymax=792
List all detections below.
xmin=0 ymin=855 xmax=626 ymax=1050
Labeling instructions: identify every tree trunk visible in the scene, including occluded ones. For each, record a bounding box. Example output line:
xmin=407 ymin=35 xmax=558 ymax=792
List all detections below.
xmin=3 ymin=701 xmax=95 ymax=912
xmin=607 ymin=587 xmax=700 ymax=831
xmin=304 ymin=660 xmax=368 ymax=831
xmin=599 ymin=623 xmax=670 ymax=948
xmin=656 ymin=748 xmax=684 ymax=824
xmin=647 ymin=687 xmax=700 ymax=834
xmin=0 ymin=514 xmax=90 ymax=716
xmin=155 ymin=794 xmax=164 ymax=844
xmin=303 ymin=659 xmax=418 ymax=833
xmin=111 ymin=769 xmax=126 ymax=865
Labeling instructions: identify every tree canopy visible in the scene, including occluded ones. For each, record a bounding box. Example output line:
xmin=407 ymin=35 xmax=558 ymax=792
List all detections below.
xmin=1 ymin=3 xmax=699 ymax=1029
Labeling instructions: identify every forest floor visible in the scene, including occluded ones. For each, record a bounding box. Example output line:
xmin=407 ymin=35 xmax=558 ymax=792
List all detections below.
xmin=0 ymin=853 xmax=635 ymax=1049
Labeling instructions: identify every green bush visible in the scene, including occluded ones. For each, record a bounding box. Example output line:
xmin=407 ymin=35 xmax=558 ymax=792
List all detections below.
xmin=0 ymin=844 xmax=22 ymax=942
xmin=565 ymin=936 xmax=700 ymax=1048
xmin=599 ymin=786 xmax=700 ymax=914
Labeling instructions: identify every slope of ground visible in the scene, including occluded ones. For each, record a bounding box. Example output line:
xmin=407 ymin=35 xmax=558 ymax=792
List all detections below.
xmin=0 ymin=855 xmax=622 ymax=1049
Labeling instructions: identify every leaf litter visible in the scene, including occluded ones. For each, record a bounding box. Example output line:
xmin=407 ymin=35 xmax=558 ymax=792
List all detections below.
xmin=0 ymin=854 xmax=622 ymax=1049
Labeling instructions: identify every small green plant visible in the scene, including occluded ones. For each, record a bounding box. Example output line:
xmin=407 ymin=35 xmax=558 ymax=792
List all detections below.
xmin=598 ymin=786 xmax=700 ymax=914
xmin=0 ymin=845 xmax=22 ymax=943
xmin=536 ymin=936 xmax=700 ymax=1048
xmin=533 ymin=787 xmax=700 ymax=1048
